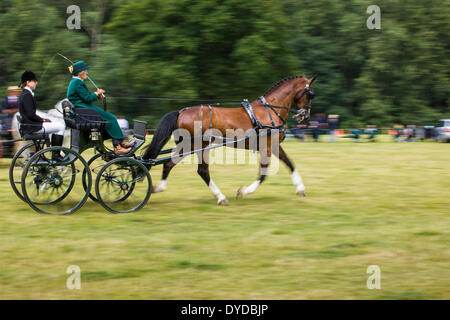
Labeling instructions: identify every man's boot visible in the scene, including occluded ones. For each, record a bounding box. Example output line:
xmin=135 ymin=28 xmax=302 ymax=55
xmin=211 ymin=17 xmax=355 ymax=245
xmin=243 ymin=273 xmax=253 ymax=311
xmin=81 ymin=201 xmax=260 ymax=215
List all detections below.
xmin=51 ymin=134 xmax=64 ymax=161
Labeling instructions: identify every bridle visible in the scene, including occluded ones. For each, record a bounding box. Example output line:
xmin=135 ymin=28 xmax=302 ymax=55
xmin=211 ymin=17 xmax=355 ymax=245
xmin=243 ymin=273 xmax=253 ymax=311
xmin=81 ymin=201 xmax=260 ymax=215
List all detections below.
xmin=292 ymin=78 xmax=315 ymax=122
xmin=259 ymin=78 xmax=315 ymax=125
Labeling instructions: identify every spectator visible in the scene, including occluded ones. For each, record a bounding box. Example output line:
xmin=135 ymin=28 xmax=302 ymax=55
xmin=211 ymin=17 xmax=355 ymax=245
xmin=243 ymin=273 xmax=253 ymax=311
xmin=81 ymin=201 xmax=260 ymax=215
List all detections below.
xmin=290 ymin=123 xmax=307 ymax=141
xmin=405 ymin=125 xmax=416 ymax=142
xmin=364 ymin=125 xmax=378 ymax=142
xmin=1 ymin=86 xmax=21 ymax=130
xmin=350 ymin=128 xmax=361 ymax=142
xmin=309 ymin=120 xmax=320 ymax=142
xmin=327 ymin=114 xmax=339 ymax=142
xmin=311 ymin=113 xmax=327 ymax=142
xmin=393 ymin=125 xmax=404 ymax=142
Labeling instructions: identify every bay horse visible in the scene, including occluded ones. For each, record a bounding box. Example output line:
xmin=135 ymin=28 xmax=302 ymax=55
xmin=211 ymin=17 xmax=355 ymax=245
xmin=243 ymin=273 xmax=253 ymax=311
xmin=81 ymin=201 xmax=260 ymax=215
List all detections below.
xmin=142 ymin=75 xmax=316 ymax=205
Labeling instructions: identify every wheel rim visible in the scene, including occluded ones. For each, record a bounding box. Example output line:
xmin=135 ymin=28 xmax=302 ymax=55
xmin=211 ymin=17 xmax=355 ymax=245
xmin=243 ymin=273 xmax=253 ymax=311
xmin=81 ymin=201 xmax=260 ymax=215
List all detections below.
xmin=95 ymin=157 xmax=151 ymax=213
xmin=82 ymin=153 xmax=107 ymax=202
xmin=21 ymin=147 xmax=91 ymax=215
xmin=9 ymin=142 xmax=37 ymax=202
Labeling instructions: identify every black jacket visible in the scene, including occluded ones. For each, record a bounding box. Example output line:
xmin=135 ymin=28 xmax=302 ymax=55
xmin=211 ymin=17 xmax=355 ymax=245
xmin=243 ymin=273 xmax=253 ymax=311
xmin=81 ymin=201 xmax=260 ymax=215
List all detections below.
xmin=18 ymin=89 xmax=43 ymax=133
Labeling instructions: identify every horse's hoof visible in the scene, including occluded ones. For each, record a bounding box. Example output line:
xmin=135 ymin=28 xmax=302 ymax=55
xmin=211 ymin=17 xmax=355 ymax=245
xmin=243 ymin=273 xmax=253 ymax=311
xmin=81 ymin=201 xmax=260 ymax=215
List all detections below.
xmin=151 ymin=186 xmax=164 ymax=193
xmin=297 ymin=190 xmax=306 ymax=197
xmin=218 ymin=199 xmax=229 ymax=206
xmin=236 ymin=187 xmax=245 ymax=199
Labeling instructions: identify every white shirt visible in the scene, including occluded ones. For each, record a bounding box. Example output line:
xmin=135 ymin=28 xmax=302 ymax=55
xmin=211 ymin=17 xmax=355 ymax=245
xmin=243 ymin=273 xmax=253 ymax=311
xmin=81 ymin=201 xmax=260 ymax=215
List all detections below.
xmin=24 ymin=86 xmax=34 ymax=97
xmin=117 ymin=118 xmax=129 ymax=130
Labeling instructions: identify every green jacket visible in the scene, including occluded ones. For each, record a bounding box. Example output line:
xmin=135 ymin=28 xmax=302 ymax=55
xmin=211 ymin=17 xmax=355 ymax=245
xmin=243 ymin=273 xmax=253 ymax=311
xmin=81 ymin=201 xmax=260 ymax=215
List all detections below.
xmin=66 ymin=77 xmax=123 ymax=139
xmin=67 ymin=77 xmax=99 ymax=109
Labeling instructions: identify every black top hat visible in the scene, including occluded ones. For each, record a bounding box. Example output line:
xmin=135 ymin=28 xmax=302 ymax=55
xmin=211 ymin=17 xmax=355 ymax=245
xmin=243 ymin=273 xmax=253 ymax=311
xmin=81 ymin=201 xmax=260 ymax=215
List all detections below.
xmin=21 ymin=70 xmax=38 ymax=85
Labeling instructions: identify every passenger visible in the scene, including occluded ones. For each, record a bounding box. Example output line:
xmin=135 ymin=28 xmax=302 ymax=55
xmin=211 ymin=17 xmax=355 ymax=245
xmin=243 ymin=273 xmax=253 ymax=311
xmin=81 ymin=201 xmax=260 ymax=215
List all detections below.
xmin=18 ymin=71 xmax=66 ymax=159
xmin=66 ymin=61 xmax=134 ymax=155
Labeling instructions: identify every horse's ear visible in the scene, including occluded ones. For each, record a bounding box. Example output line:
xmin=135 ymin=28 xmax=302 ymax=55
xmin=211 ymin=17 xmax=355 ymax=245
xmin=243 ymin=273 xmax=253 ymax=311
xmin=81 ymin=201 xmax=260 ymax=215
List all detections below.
xmin=309 ymin=75 xmax=317 ymax=85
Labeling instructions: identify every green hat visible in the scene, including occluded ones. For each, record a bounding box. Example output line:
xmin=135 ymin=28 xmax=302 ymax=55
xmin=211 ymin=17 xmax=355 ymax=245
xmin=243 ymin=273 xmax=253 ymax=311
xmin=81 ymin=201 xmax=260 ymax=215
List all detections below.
xmin=69 ymin=61 xmax=90 ymax=75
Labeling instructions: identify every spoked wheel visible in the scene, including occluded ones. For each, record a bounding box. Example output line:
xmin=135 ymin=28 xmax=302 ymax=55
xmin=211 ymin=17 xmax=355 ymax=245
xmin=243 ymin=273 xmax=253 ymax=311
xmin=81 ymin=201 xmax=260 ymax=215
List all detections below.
xmin=9 ymin=142 xmax=42 ymax=202
xmin=95 ymin=157 xmax=151 ymax=214
xmin=82 ymin=153 xmax=107 ymax=202
xmin=21 ymin=147 xmax=91 ymax=215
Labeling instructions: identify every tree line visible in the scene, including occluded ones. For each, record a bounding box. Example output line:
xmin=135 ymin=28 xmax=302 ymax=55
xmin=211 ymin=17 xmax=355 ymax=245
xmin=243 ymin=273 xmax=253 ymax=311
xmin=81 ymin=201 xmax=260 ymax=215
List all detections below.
xmin=0 ymin=0 xmax=448 ymax=127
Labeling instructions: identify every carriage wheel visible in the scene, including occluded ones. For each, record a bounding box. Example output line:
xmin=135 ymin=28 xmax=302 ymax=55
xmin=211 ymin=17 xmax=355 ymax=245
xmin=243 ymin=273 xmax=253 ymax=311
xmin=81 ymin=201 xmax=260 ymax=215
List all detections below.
xmin=9 ymin=142 xmax=40 ymax=202
xmin=21 ymin=147 xmax=91 ymax=215
xmin=95 ymin=157 xmax=151 ymax=214
xmin=82 ymin=153 xmax=107 ymax=202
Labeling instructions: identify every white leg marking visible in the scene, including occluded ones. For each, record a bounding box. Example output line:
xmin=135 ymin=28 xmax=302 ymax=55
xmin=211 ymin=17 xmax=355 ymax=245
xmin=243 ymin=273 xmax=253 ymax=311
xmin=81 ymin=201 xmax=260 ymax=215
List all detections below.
xmin=291 ymin=170 xmax=305 ymax=193
xmin=209 ymin=180 xmax=227 ymax=203
xmin=241 ymin=180 xmax=261 ymax=196
xmin=153 ymin=179 xmax=167 ymax=193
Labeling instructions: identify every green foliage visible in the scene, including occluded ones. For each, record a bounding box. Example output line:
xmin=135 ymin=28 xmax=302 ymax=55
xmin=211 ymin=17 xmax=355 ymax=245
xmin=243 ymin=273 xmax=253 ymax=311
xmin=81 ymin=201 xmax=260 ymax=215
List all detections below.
xmin=0 ymin=0 xmax=90 ymax=108
xmin=0 ymin=0 xmax=448 ymax=127
xmin=105 ymin=0 xmax=296 ymax=120
xmin=282 ymin=0 xmax=449 ymax=126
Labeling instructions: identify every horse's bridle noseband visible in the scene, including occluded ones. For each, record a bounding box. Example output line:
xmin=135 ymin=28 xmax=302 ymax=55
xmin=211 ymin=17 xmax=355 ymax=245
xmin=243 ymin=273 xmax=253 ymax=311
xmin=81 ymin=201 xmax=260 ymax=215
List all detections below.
xmin=292 ymin=78 xmax=314 ymax=121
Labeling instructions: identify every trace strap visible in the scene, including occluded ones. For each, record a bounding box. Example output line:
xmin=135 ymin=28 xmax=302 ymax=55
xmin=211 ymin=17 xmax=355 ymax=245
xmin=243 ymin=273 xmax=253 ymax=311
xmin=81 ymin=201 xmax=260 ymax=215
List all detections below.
xmin=200 ymin=104 xmax=213 ymax=143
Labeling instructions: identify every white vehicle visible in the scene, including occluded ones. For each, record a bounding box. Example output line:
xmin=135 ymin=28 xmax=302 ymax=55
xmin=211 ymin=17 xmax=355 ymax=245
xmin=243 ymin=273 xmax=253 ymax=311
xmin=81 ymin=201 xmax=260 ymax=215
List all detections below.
xmin=434 ymin=119 xmax=450 ymax=143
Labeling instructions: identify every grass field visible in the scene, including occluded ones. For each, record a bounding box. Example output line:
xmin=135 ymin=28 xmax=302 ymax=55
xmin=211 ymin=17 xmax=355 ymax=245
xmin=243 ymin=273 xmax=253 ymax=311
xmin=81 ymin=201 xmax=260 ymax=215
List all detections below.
xmin=0 ymin=136 xmax=449 ymax=299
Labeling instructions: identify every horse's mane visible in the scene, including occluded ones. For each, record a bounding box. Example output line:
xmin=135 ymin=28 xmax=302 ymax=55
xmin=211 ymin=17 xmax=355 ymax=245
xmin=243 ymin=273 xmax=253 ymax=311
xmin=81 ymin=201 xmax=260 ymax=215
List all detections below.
xmin=263 ymin=75 xmax=302 ymax=96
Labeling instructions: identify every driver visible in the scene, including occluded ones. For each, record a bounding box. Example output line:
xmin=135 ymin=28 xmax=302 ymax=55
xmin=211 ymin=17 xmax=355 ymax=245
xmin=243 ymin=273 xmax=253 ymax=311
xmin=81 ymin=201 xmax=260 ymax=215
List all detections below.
xmin=66 ymin=61 xmax=134 ymax=155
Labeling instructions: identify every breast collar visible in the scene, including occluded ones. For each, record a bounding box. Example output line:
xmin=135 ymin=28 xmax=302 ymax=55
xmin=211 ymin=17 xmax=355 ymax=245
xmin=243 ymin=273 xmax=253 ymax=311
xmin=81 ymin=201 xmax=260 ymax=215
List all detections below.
xmin=242 ymin=98 xmax=288 ymax=131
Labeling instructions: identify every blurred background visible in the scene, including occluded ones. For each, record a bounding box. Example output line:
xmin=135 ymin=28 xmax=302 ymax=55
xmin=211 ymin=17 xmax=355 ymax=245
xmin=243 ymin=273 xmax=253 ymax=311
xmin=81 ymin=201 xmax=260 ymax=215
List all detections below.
xmin=0 ymin=1 xmax=449 ymax=299
xmin=0 ymin=0 xmax=448 ymax=129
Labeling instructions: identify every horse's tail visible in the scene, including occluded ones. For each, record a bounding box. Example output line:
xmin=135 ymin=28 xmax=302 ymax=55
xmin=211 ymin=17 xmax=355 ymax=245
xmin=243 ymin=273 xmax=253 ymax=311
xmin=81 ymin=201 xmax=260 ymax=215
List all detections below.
xmin=143 ymin=111 xmax=179 ymax=161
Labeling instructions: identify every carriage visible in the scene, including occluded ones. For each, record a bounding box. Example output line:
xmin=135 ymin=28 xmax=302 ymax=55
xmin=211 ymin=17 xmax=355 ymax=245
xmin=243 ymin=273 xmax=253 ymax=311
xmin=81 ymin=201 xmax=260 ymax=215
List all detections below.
xmin=9 ymin=75 xmax=315 ymax=214
xmin=9 ymin=99 xmax=157 ymax=215
xmin=9 ymin=99 xmax=251 ymax=214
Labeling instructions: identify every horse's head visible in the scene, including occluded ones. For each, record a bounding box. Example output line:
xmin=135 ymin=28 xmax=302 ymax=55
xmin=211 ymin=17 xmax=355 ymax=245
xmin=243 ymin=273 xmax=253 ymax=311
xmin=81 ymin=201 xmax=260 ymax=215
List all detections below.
xmin=293 ymin=75 xmax=316 ymax=122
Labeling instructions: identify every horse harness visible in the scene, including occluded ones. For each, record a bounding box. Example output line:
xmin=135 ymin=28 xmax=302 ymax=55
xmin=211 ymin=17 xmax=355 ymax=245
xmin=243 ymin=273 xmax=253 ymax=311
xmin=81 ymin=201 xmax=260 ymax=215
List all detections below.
xmin=184 ymin=78 xmax=314 ymax=144
xmin=200 ymin=104 xmax=213 ymax=143
xmin=242 ymin=78 xmax=314 ymax=132
xmin=242 ymin=98 xmax=287 ymax=132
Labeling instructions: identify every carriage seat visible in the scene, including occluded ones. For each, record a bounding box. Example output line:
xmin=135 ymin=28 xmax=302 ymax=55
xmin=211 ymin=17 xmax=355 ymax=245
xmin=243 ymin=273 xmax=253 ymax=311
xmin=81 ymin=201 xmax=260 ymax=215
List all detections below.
xmin=16 ymin=114 xmax=49 ymax=141
xmin=23 ymin=132 xmax=49 ymax=140
xmin=62 ymin=99 xmax=107 ymax=131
